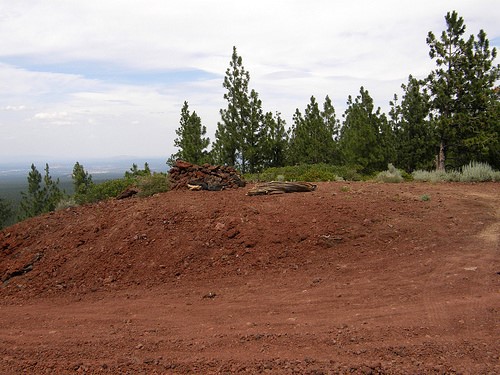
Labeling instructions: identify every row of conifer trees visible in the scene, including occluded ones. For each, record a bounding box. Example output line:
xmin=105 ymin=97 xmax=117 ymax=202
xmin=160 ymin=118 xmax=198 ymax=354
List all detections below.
xmin=170 ymin=11 xmax=499 ymax=174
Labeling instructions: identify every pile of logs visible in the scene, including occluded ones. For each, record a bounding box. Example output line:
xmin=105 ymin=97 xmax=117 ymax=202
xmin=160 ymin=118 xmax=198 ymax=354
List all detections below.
xmin=169 ymin=160 xmax=246 ymax=191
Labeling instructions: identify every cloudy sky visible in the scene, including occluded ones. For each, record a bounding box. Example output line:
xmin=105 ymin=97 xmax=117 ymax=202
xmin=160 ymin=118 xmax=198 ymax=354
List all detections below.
xmin=0 ymin=0 xmax=498 ymax=163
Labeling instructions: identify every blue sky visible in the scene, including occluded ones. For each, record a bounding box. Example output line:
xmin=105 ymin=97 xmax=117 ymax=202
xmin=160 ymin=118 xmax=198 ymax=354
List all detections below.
xmin=0 ymin=0 xmax=498 ymax=162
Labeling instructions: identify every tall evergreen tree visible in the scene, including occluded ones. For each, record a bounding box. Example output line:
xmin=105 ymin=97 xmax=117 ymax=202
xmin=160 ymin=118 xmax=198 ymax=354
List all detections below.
xmin=170 ymin=101 xmax=210 ymax=165
xmin=19 ymin=164 xmax=44 ymax=219
xmin=213 ymin=46 xmax=251 ymax=169
xmin=42 ymin=163 xmax=64 ymax=212
xmin=288 ymin=95 xmax=338 ymax=164
xmin=426 ymin=11 xmax=500 ymax=169
xmin=321 ymin=95 xmax=341 ymax=163
xmin=261 ymin=111 xmax=288 ymax=168
xmin=339 ymin=87 xmax=391 ymax=173
xmin=391 ymin=76 xmax=436 ymax=172
xmin=19 ymin=163 xmax=63 ymax=220
xmin=243 ymin=89 xmax=266 ymax=173
xmin=72 ymin=162 xmax=93 ymax=204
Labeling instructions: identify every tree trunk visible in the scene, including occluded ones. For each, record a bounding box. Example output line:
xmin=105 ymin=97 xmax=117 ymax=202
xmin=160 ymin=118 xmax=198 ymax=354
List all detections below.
xmin=436 ymin=141 xmax=446 ymax=171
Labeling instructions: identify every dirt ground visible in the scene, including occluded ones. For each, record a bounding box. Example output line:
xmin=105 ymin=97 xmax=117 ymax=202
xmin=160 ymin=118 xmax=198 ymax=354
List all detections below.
xmin=1 ymin=181 xmax=499 ymax=374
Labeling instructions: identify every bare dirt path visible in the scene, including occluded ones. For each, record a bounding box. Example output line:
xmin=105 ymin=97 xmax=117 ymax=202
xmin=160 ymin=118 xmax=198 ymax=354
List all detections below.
xmin=1 ymin=182 xmax=499 ymax=374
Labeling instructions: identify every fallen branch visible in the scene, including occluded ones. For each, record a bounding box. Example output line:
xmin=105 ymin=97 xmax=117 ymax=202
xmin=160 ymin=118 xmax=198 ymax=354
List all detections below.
xmin=247 ymin=181 xmax=317 ymax=196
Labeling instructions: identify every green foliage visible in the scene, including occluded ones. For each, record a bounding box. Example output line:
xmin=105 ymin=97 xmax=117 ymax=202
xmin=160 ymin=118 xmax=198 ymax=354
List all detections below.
xmin=0 ymin=197 xmax=13 ymax=229
xmin=71 ymin=165 xmax=169 ymax=204
xmin=84 ymin=178 xmax=133 ymax=203
xmin=178 ymin=16 xmax=498 ymax=175
xmin=134 ymin=173 xmax=169 ymax=197
xmin=124 ymin=162 xmax=152 ymax=178
xmin=375 ymin=164 xmax=404 ymax=183
xmin=288 ymin=96 xmax=340 ymax=165
xmin=391 ymin=76 xmax=436 ymax=172
xmin=421 ymin=194 xmax=431 ymax=201
xmin=19 ymin=164 xmax=64 ymax=220
xmin=213 ymin=46 xmax=289 ymax=174
xmin=261 ymin=111 xmax=288 ymax=168
xmin=339 ymin=87 xmax=393 ymax=174
xmin=245 ymin=163 xmax=361 ymax=182
xmin=426 ymin=11 xmax=500 ymax=170
xmin=169 ymin=101 xmax=210 ymax=166
xmin=72 ymin=162 xmax=94 ymax=204
xmin=213 ymin=46 xmax=252 ymax=170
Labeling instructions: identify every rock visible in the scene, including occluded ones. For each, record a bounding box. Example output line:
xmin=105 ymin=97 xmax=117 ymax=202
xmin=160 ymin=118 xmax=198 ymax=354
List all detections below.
xmin=169 ymin=160 xmax=246 ymax=191
xmin=116 ymin=187 xmax=139 ymax=200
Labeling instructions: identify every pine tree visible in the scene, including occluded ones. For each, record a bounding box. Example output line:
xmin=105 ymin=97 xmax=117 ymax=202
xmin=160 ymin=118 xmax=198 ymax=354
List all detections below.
xmin=288 ymin=96 xmax=338 ymax=164
xmin=391 ymin=76 xmax=436 ymax=172
xmin=213 ymin=47 xmax=250 ymax=169
xmin=242 ymin=89 xmax=266 ymax=173
xmin=42 ymin=163 xmax=64 ymax=212
xmin=261 ymin=111 xmax=288 ymax=168
xmin=19 ymin=163 xmax=63 ymax=220
xmin=321 ymin=95 xmax=341 ymax=163
xmin=339 ymin=87 xmax=390 ymax=173
xmin=426 ymin=11 xmax=500 ymax=169
xmin=170 ymin=101 xmax=210 ymax=165
xmin=72 ymin=162 xmax=93 ymax=204
xmin=19 ymin=164 xmax=44 ymax=219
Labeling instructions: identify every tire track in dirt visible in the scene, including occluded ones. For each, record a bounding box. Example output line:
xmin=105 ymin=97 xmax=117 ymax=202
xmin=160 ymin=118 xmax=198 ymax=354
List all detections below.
xmin=421 ymin=188 xmax=500 ymax=337
xmin=469 ymin=191 xmax=500 ymax=247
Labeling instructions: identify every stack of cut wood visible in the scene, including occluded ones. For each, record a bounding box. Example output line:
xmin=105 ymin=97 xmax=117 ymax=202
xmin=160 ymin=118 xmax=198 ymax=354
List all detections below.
xmin=247 ymin=181 xmax=317 ymax=196
xmin=169 ymin=160 xmax=246 ymax=191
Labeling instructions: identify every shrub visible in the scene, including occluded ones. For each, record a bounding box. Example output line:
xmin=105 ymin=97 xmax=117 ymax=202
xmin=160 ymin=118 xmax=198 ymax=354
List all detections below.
xmin=460 ymin=161 xmax=497 ymax=182
xmin=135 ymin=173 xmax=169 ymax=197
xmin=85 ymin=178 xmax=133 ymax=203
xmin=375 ymin=164 xmax=404 ymax=183
xmin=412 ymin=169 xmax=459 ymax=182
xmin=421 ymin=194 xmax=431 ymax=201
xmin=413 ymin=161 xmax=498 ymax=183
xmin=55 ymin=197 xmax=77 ymax=211
xmin=245 ymin=164 xmax=362 ymax=182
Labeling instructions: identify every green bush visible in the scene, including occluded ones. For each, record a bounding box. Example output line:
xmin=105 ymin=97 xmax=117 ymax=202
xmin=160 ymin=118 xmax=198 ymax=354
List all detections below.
xmin=135 ymin=173 xmax=169 ymax=197
xmin=245 ymin=164 xmax=362 ymax=182
xmin=85 ymin=178 xmax=133 ymax=203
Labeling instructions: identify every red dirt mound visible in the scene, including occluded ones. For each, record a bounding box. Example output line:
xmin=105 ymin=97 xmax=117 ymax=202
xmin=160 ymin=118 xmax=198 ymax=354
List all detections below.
xmin=1 ymin=182 xmax=499 ymax=374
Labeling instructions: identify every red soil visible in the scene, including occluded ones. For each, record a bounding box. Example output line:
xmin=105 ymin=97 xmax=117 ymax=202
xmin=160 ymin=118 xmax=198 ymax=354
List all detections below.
xmin=1 ymin=182 xmax=499 ymax=374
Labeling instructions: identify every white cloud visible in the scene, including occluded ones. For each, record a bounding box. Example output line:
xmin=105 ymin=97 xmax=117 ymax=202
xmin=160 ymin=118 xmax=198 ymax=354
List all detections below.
xmin=2 ymin=105 xmax=26 ymax=111
xmin=0 ymin=0 xmax=498 ymax=160
xmin=33 ymin=112 xmax=68 ymax=120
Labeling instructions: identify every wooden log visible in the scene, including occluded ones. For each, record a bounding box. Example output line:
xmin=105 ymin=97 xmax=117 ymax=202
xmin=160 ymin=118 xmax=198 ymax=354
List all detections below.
xmin=246 ymin=181 xmax=317 ymax=196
